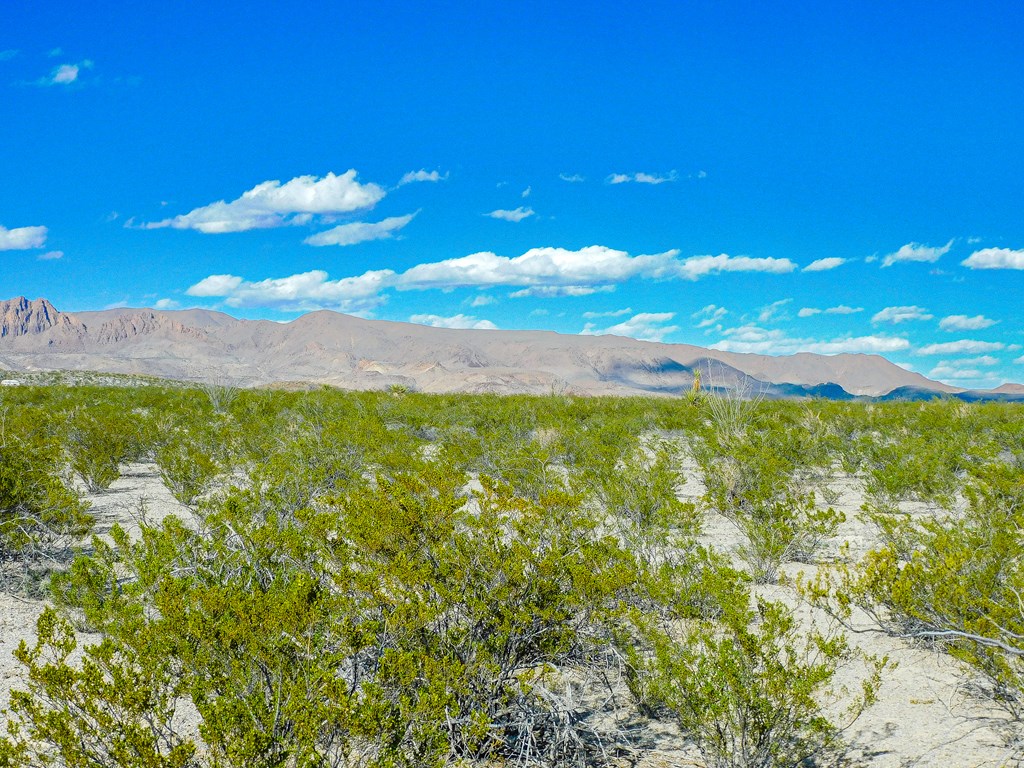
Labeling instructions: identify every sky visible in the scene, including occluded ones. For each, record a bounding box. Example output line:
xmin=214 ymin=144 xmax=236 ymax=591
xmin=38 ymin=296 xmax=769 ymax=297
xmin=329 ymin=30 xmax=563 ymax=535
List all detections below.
xmin=2 ymin=1 xmax=1024 ymax=389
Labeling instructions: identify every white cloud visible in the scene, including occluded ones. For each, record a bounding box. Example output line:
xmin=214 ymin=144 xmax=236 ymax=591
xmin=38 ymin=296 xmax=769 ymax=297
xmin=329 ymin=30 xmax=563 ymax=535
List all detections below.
xmin=881 ymin=240 xmax=953 ymax=268
xmin=0 ymin=224 xmax=47 ymax=250
xmin=939 ymin=314 xmax=998 ymax=331
xmin=485 ymin=206 xmax=534 ymax=222
xmin=469 ymin=294 xmax=496 ymax=307
xmin=304 ymin=212 xmax=416 ymax=247
xmin=187 ymin=269 xmax=394 ymax=314
xmin=926 ymin=356 xmax=1002 ymax=384
xmin=692 ymin=304 xmax=728 ymax=328
xmin=582 ymin=312 xmax=679 ymax=342
xmin=607 ymin=171 xmax=678 ymax=185
xmin=803 ymin=257 xmax=848 ymax=272
xmin=36 ymin=59 xmax=93 ymax=86
xmin=917 ymin=340 xmax=1005 ymax=355
xmin=709 ymin=324 xmax=911 ymax=355
xmin=184 ymin=245 xmax=799 ymax=312
xmin=1015 ymin=356 xmax=1024 ymax=365
xmin=583 ymin=307 xmax=633 ymax=319
xmin=409 ymin=313 xmax=497 ymax=330
xmin=397 ymin=169 xmax=447 ymax=186
xmin=521 ymin=186 xmax=531 ymax=198
xmin=37 ymin=250 xmax=63 ymax=260
xmin=142 ymin=171 xmax=385 ymax=233
xmin=959 ymin=355 xmax=999 ymax=367
xmin=797 ymin=305 xmax=863 ymax=318
xmin=397 ymin=246 xmax=662 ymax=289
xmin=677 ymin=254 xmax=798 ymax=279
xmin=871 ymin=305 xmax=933 ymax=324
xmin=186 ymin=274 xmax=244 ymax=296
xmin=927 ymin=365 xmax=985 ymax=380
xmin=51 ymin=64 xmax=79 ymax=84
xmin=559 ymin=173 xmax=585 ymax=183
xmin=154 ymin=298 xmax=180 ymax=309
xmin=961 ymin=247 xmax=1024 ymax=270
xmin=757 ymin=298 xmax=792 ymax=323
xmin=509 ymin=285 xmax=614 ymax=298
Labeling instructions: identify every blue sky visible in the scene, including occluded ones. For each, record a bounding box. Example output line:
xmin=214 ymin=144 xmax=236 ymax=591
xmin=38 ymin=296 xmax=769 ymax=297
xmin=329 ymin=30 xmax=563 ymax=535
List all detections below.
xmin=3 ymin=1 xmax=1024 ymax=388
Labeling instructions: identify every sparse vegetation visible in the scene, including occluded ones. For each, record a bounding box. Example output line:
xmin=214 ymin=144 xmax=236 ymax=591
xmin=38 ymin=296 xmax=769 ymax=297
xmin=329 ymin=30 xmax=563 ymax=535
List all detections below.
xmin=1 ymin=381 xmax=1023 ymax=765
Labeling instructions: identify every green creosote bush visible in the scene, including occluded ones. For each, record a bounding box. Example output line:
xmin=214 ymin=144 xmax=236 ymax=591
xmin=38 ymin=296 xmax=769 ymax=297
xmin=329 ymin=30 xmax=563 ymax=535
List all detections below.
xmin=0 ymin=407 xmax=92 ymax=593
xmin=695 ymin=419 xmax=844 ymax=584
xmin=807 ymin=459 xmax=1024 ymax=720
xmin=3 ymin=386 xmax=956 ymax=768
xmin=154 ymin=427 xmax=222 ymax=507
xmin=634 ymin=593 xmax=885 ymax=768
xmin=63 ymin=402 xmax=149 ymax=492
xmin=4 ymin=459 xmax=652 ymax=768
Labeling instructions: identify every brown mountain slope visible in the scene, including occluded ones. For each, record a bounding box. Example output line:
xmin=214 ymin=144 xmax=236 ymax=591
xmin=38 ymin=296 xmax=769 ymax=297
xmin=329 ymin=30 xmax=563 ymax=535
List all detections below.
xmin=0 ymin=297 xmax=967 ymax=397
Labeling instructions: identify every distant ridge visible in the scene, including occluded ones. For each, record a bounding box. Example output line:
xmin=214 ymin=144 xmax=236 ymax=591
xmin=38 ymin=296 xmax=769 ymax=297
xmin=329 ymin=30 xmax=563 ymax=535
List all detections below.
xmin=0 ymin=297 xmax=1017 ymax=400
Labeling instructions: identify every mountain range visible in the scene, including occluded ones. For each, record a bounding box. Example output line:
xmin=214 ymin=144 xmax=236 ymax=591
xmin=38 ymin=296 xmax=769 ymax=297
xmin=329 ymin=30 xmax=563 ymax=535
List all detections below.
xmin=1 ymin=297 xmax=1019 ymax=400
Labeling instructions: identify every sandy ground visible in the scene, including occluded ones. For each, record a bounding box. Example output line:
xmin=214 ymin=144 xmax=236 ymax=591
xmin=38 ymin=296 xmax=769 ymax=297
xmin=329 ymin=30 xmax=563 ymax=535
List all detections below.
xmin=1 ymin=459 xmax=1021 ymax=767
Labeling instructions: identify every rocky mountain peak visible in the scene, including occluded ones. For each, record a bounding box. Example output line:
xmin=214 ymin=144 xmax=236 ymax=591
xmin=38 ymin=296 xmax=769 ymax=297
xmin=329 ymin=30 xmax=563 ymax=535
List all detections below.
xmin=0 ymin=296 xmax=80 ymax=338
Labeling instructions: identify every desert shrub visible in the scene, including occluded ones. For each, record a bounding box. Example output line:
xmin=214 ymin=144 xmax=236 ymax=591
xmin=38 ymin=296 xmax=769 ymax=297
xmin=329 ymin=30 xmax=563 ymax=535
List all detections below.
xmin=62 ymin=403 xmax=146 ymax=492
xmin=0 ymin=410 xmax=91 ymax=591
xmin=583 ymin=438 xmax=702 ymax=563
xmin=6 ymin=460 xmax=652 ymax=768
xmin=634 ymin=594 xmax=883 ymax=768
xmin=154 ymin=424 xmax=222 ymax=507
xmin=694 ymin=419 xmax=844 ymax=583
xmin=809 ymin=459 xmax=1024 ymax=718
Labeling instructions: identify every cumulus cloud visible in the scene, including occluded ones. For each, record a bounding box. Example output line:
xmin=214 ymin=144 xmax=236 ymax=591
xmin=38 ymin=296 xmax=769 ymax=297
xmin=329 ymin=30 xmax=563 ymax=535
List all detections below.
xmin=607 ymin=171 xmax=678 ymax=185
xmin=184 ymin=245 xmax=799 ymax=312
xmin=582 ymin=312 xmax=679 ymax=342
xmin=677 ymin=254 xmax=797 ymax=279
xmin=583 ymin=307 xmax=633 ymax=319
xmin=397 ymin=169 xmax=448 ymax=186
xmin=521 ymin=186 xmax=531 ymax=198
xmin=927 ymin=364 xmax=985 ymax=380
xmin=142 ymin=171 xmax=385 ymax=233
xmin=961 ymin=247 xmax=1024 ymax=270
xmin=802 ymin=257 xmax=848 ymax=272
xmin=303 ymin=212 xmax=416 ymax=247
xmin=187 ymin=269 xmax=394 ymax=314
xmin=153 ymin=298 xmax=180 ymax=309
xmin=939 ymin=314 xmax=998 ymax=331
xmin=559 ymin=173 xmax=585 ymax=183
xmin=36 ymin=59 xmax=93 ymax=86
xmin=917 ymin=340 xmax=1005 ymax=355
xmin=871 ymin=305 xmax=934 ymax=324
xmin=37 ymin=250 xmax=64 ymax=261
xmin=469 ymin=294 xmax=497 ymax=307
xmin=485 ymin=206 xmax=534 ymax=222
xmin=798 ymin=305 xmax=865 ymax=317
xmin=926 ymin=356 xmax=1001 ymax=382
xmin=881 ymin=240 xmax=953 ymax=268
xmin=757 ymin=298 xmax=792 ymax=323
xmin=709 ymin=324 xmax=910 ymax=355
xmin=409 ymin=313 xmax=497 ymax=330
xmin=508 ymin=285 xmax=614 ymax=298
xmin=0 ymin=224 xmax=47 ymax=250
xmin=692 ymin=304 xmax=728 ymax=328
